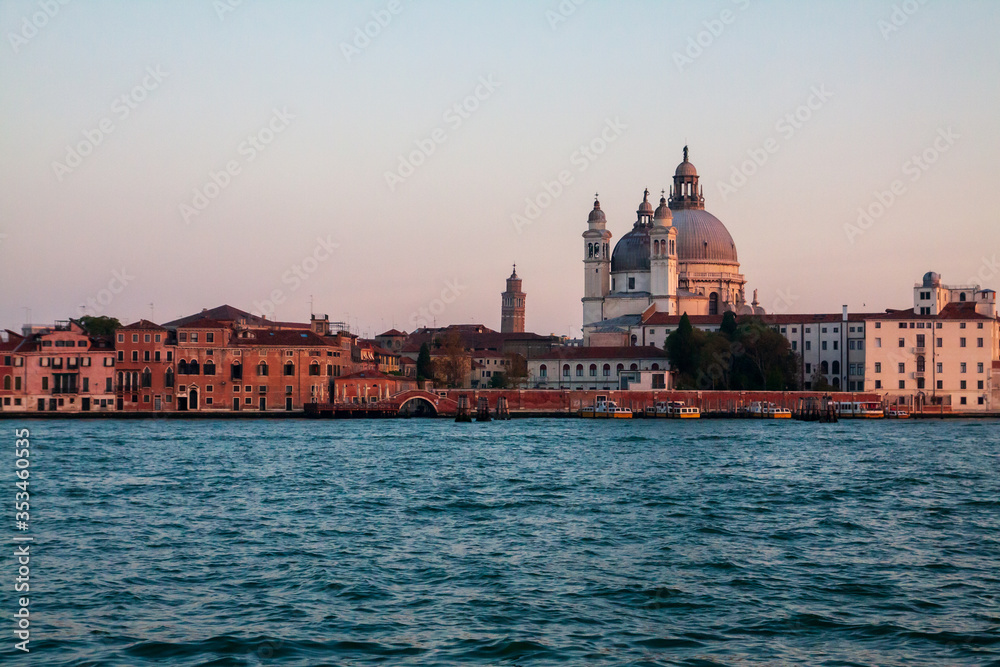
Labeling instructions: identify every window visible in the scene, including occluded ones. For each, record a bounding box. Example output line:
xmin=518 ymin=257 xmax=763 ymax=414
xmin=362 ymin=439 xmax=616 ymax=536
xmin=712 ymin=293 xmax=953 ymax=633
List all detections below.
xmin=131 ymin=351 xmax=138 ymax=362
xmin=898 ymin=363 xmax=905 ymax=374
xmin=898 ymin=338 xmax=905 ymax=347
xmin=961 ymin=363 xmax=967 ymax=373
xmin=179 ymin=333 xmax=187 ymax=342
xmin=117 ymin=334 xmax=124 ymax=343
xmin=805 ymin=363 xmax=812 ymax=373
xmin=284 ymin=362 xmax=295 ymax=376
xmin=916 ymin=334 xmax=925 ymax=347
xmin=155 ymin=334 xmax=161 ymax=343
xmin=833 ymin=340 xmax=838 ymax=350
xmin=132 ymin=334 xmax=139 ymax=343
xmin=144 ymin=350 xmax=150 ymax=362
xmin=821 ymin=341 xmax=827 ymax=351
xmin=144 ymin=334 xmax=151 ymax=343
xmin=875 ymin=322 xmax=881 ymax=329
xmin=857 ymin=340 xmax=864 ymax=350
xmin=231 ymin=363 xmax=242 ymax=381
xmin=899 ymin=323 xmax=907 ymax=329
xmin=189 ymin=360 xmax=199 ymax=375
xmin=257 ymin=362 xmax=268 ymax=376
xmin=191 ymin=333 xmax=199 ymax=343
xmin=849 ymin=340 xmax=856 ymax=350
xmin=805 ymin=341 xmax=811 ymax=351
xmin=791 ymin=341 xmax=797 ymax=351
xmin=875 ymin=380 xmax=882 ymax=389
xmin=540 ymin=364 xmax=547 ymax=378
xmin=936 ymin=338 xmax=942 ymax=347
xmin=207 ymin=333 xmax=214 ymax=343
xmin=155 ymin=351 xmax=160 ymax=362
xmin=899 ymin=380 xmax=905 ymax=389
xmin=977 ymin=338 xmax=984 ymax=348
xmin=178 ymin=360 xmax=188 ymax=375
xmin=916 ymin=356 xmax=925 ymax=373
xmin=562 ymin=364 xmax=570 ymax=378
xmin=167 ymin=351 xmax=173 ymax=361
xmin=917 ymin=377 xmax=925 ymax=389
xmin=204 ymin=362 xmax=216 ymax=376
xmin=875 ymin=338 xmax=881 ymax=348
xmin=141 ymin=369 xmax=152 ymax=388
xmin=979 ymin=397 xmax=986 ymax=405
xmin=821 ymin=361 xmax=829 ymax=374
xmin=874 ymin=362 xmax=881 ymax=373
xmin=602 ymin=364 xmax=610 ymax=377
xmin=576 ymin=364 xmax=583 ymax=377
xmin=832 ymin=361 xmax=840 ymax=375
xmin=978 ymin=322 xmax=984 ymax=329
xmin=960 ymin=338 xmax=967 ymax=348
xmin=165 ymin=368 xmax=174 ymax=387
xmin=822 ymin=327 xmax=827 ymax=334
xmin=309 ymin=363 xmax=320 ymax=376
xmin=978 ymin=363 xmax=984 ymax=373
xmin=589 ymin=364 xmax=597 ymax=377
xmin=961 ymin=380 xmax=967 ymax=390
xmin=628 ymin=277 xmax=635 ymax=290
xmin=978 ymin=380 xmax=984 ymax=390
xmin=937 ymin=380 xmax=943 ymax=390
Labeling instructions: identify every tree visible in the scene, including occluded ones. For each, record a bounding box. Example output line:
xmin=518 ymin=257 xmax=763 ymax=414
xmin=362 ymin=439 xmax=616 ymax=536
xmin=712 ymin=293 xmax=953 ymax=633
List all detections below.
xmin=733 ymin=317 xmax=798 ymax=390
xmin=488 ymin=372 xmax=508 ymax=389
xmin=504 ymin=352 xmax=528 ymax=389
xmin=810 ymin=366 xmax=834 ymax=392
xmin=720 ymin=310 xmax=738 ymax=339
xmin=665 ymin=313 xmax=704 ymax=387
xmin=416 ymin=342 xmax=432 ymax=380
xmin=436 ymin=330 xmax=470 ymax=388
xmin=77 ymin=315 xmax=121 ymax=337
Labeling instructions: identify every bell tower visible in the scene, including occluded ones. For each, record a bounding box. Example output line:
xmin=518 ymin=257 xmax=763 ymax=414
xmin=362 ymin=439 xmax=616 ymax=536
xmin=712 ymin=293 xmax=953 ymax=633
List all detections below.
xmin=649 ymin=191 xmax=678 ymax=314
xmin=500 ymin=265 xmax=526 ymax=333
xmin=582 ymin=195 xmax=612 ymax=327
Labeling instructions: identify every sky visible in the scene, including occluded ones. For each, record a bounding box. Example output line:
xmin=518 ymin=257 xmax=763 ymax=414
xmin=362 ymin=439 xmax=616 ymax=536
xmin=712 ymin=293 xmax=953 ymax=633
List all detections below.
xmin=1 ymin=0 xmax=999 ymax=338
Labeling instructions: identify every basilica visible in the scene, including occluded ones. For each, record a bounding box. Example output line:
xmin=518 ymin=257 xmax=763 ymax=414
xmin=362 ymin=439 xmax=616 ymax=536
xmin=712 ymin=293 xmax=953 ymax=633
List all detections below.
xmin=582 ymin=147 xmax=763 ymax=332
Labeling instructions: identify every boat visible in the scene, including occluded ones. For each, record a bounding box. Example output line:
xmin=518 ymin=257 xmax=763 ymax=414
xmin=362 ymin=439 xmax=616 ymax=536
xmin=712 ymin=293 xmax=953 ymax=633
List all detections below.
xmin=746 ymin=401 xmax=792 ymax=419
xmin=580 ymin=399 xmax=633 ymax=419
xmin=835 ymin=401 xmax=884 ymax=419
xmin=885 ymin=408 xmax=909 ymax=419
xmin=650 ymin=400 xmax=700 ymax=419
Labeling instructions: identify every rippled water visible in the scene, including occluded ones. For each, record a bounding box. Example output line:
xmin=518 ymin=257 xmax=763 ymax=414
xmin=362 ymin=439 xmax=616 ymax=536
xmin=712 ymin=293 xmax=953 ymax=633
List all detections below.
xmin=4 ymin=418 xmax=1000 ymax=665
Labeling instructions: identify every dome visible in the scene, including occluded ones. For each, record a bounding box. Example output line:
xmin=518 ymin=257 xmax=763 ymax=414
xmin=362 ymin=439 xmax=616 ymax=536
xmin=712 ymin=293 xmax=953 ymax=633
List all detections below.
xmin=654 ymin=195 xmax=672 ymax=222
xmin=671 ymin=209 xmax=738 ymax=263
xmin=610 ymin=226 xmax=650 ymax=273
xmin=922 ymin=271 xmax=941 ymax=287
xmin=588 ymin=199 xmax=606 ymax=224
xmin=675 ymin=160 xmax=698 ymax=177
xmin=637 ymin=188 xmax=654 ymax=215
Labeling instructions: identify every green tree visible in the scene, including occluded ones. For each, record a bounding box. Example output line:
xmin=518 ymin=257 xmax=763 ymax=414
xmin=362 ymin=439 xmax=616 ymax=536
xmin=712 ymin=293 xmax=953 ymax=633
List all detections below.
xmin=665 ymin=313 xmax=704 ymax=387
xmin=77 ymin=315 xmax=121 ymax=337
xmin=416 ymin=342 xmax=432 ymax=380
xmin=504 ymin=353 xmax=528 ymax=389
xmin=488 ymin=372 xmax=507 ymax=389
xmin=720 ymin=310 xmax=738 ymax=339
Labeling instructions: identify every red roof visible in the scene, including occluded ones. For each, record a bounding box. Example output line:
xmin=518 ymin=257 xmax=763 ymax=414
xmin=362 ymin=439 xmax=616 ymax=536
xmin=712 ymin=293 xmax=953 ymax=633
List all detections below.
xmin=231 ymin=329 xmax=331 ymax=347
xmin=121 ymin=319 xmax=166 ymax=331
xmin=176 ymin=317 xmax=231 ymax=329
xmin=537 ymin=345 xmax=664 ymax=361
xmin=867 ymin=303 xmax=995 ymax=321
xmin=641 ymin=312 xmax=883 ymax=326
xmin=377 ymin=329 xmax=406 ymax=337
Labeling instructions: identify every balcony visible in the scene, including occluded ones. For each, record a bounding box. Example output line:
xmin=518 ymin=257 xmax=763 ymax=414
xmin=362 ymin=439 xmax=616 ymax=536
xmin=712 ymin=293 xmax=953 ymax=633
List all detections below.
xmin=912 ymin=346 xmax=925 ymax=354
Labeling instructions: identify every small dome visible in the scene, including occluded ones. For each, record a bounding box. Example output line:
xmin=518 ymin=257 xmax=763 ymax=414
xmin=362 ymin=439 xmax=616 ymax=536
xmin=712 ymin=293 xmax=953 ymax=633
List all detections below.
xmin=675 ymin=160 xmax=698 ymax=177
xmin=922 ymin=271 xmax=941 ymax=287
xmin=637 ymin=189 xmax=654 ymax=215
xmin=610 ymin=227 xmax=650 ymax=273
xmin=654 ymin=195 xmax=672 ymax=222
xmin=588 ymin=198 xmax=606 ymax=224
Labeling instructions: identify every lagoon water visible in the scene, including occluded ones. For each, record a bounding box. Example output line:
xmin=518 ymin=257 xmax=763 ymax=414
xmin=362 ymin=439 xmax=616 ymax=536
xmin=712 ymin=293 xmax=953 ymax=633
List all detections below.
xmin=4 ymin=418 xmax=1000 ymax=665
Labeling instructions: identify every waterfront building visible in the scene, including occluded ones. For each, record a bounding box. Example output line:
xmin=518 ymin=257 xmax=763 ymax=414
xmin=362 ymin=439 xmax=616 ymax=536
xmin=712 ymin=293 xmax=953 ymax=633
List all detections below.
xmin=864 ymin=272 xmax=999 ymax=411
xmin=500 ymin=265 xmax=526 ymax=333
xmin=0 ymin=331 xmax=26 ymax=411
xmin=583 ymin=148 xmax=757 ymax=333
xmin=114 ymin=320 xmax=174 ymax=411
xmin=526 ymin=346 xmax=667 ymax=391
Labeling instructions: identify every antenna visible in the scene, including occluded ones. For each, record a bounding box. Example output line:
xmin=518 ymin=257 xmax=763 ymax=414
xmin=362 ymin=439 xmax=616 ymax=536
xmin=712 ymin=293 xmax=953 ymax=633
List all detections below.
xmin=150 ymin=302 xmax=155 ymax=322
xmin=309 ymin=294 xmax=314 ymax=318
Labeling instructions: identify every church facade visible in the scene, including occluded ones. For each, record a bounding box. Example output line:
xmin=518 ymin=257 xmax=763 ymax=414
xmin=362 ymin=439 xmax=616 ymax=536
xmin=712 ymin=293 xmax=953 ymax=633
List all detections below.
xmin=582 ymin=148 xmax=760 ymax=334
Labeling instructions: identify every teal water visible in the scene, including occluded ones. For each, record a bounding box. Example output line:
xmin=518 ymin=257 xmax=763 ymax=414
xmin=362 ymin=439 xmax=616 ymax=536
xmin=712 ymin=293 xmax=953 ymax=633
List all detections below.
xmin=3 ymin=419 xmax=1000 ymax=665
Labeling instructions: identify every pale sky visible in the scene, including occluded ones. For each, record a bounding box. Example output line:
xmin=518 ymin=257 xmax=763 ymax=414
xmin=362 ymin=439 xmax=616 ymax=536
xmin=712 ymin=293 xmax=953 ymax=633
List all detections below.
xmin=2 ymin=0 xmax=999 ymax=338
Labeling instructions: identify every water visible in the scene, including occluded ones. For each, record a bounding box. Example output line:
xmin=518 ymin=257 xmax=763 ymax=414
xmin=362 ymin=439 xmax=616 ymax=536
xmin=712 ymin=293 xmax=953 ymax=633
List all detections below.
xmin=4 ymin=419 xmax=1000 ymax=666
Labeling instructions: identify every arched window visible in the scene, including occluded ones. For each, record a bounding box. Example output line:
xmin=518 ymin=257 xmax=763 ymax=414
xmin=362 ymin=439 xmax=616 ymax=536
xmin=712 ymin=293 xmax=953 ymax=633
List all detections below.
xmin=177 ymin=360 xmax=188 ymax=375
xmin=916 ymin=355 xmax=925 ymax=373
xmin=189 ymin=360 xmax=199 ymax=375
xmin=165 ymin=367 xmax=174 ymax=388
xmin=204 ymin=361 xmax=216 ymax=376
xmin=630 ymin=334 xmax=638 ymax=346
xmin=141 ymin=368 xmax=152 ymax=388
xmin=651 ymin=363 xmax=660 ymax=371
xmin=602 ymin=363 xmax=610 ymax=377
xmin=669 ymin=240 xmax=675 ymax=255
xmin=231 ymin=362 xmax=242 ymax=381
xmin=3 ymin=376 xmax=10 ymax=390
xmin=284 ymin=362 xmax=295 ymax=376
xmin=960 ymin=293 xmax=967 ymax=302
xmin=832 ymin=377 xmax=840 ymax=387
xmin=562 ymin=364 xmax=570 ymax=377
xmin=576 ymin=364 xmax=583 ymax=377
xmin=131 ymin=372 xmax=138 ymax=388
xmin=309 ymin=362 xmax=320 ymax=376
xmin=257 ymin=362 xmax=268 ymax=376
xmin=654 ymin=240 xmax=660 ymax=256
xmin=616 ymin=363 xmax=624 ymax=374
xmin=630 ymin=363 xmax=638 ymax=371
xmin=540 ymin=364 xmax=547 ymax=378
xmin=589 ymin=364 xmax=597 ymax=377
xmin=832 ymin=360 xmax=840 ymax=375
xmin=709 ymin=292 xmax=720 ymax=315
xmin=821 ymin=361 xmax=829 ymax=374
xmin=117 ymin=371 xmax=124 ymax=389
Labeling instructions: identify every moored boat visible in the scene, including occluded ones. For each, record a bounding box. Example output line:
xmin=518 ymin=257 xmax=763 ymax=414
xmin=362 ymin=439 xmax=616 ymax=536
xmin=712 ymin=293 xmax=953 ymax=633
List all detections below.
xmin=746 ymin=401 xmax=792 ymax=419
xmin=835 ymin=401 xmax=884 ymax=419
xmin=580 ymin=399 xmax=633 ymax=419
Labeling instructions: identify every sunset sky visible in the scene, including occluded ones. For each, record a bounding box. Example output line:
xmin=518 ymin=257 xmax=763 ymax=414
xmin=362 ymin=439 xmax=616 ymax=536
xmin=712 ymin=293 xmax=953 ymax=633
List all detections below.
xmin=2 ymin=0 xmax=999 ymax=337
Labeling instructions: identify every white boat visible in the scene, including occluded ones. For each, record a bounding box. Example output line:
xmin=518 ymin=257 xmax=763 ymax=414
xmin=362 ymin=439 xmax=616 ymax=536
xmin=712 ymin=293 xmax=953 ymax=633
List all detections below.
xmin=835 ymin=401 xmax=884 ymax=419
xmin=746 ymin=401 xmax=792 ymax=419
xmin=581 ymin=399 xmax=633 ymax=419
xmin=650 ymin=400 xmax=700 ymax=419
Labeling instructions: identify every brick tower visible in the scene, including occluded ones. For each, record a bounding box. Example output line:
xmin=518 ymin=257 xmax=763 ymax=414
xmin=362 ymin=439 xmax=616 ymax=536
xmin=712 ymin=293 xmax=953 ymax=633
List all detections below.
xmin=500 ymin=265 xmax=525 ymax=333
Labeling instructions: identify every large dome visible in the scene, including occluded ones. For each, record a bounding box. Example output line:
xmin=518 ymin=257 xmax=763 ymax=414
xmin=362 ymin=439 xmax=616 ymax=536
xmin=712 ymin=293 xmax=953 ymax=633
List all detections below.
xmin=610 ymin=227 xmax=650 ymax=273
xmin=672 ymin=209 xmax=738 ymax=263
